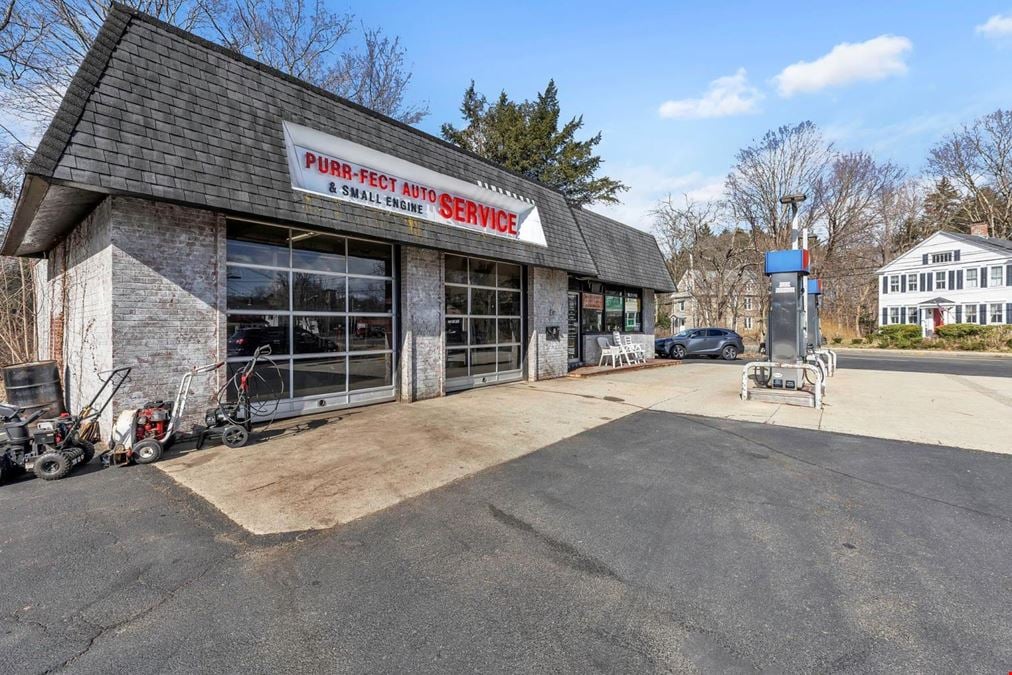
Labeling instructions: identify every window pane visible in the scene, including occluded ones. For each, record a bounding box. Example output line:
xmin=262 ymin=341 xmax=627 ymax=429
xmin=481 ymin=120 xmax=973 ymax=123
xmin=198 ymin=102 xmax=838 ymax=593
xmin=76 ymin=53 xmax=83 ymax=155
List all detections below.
xmin=625 ymin=295 xmax=641 ymax=332
xmin=293 ymin=357 xmax=347 ymax=397
xmin=471 ymin=288 xmax=496 ymax=316
xmin=604 ymin=293 xmax=624 ymax=332
xmin=293 ymin=273 xmax=346 ymax=312
xmin=226 ymin=221 xmax=289 ymax=267
xmin=446 ymin=317 xmax=467 ymax=346
xmin=497 ymin=263 xmax=521 ymax=289
xmin=348 ymin=353 xmax=392 ymax=390
xmin=293 ymin=315 xmax=346 ymax=354
xmin=446 ymin=349 xmax=469 ymax=378
xmin=227 ymin=267 xmax=288 ymax=310
xmin=498 ymin=318 xmax=521 ymax=344
xmin=227 ymin=314 xmax=290 ymax=357
xmin=497 ymin=346 xmax=520 ymax=371
xmin=498 ymin=290 xmax=520 ymax=316
xmin=471 ymin=318 xmax=497 ymax=345
xmin=226 ymin=360 xmax=289 ymax=402
xmin=445 ymin=286 xmax=467 ymax=315
xmin=349 ymin=316 xmax=393 ymax=351
xmin=291 ymin=232 xmax=346 ymax=273
xmin=348 ymin=278 xmax=392 ymax=313
xmin=581 ymin=308 xmax=602 ymax=333
xmin=347 ymin=239 xmax=392 ymax=276
xmin=445 ymin=255 xmax=468 ymax=284
xmin=471 ymin=347 xmax=497 ymax=375
xmin=470 ymin=259 xmax=496 ymax=287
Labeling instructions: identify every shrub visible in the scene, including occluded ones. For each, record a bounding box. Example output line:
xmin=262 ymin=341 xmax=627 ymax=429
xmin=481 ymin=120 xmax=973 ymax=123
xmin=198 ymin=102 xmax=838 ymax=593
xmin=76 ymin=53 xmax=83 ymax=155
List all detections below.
xmin=850 ymin=338 xmax=864 ymax=345
xmin=832 ymin=336 xmax=843 ymax=344
xmin=877 ymin=324 xmax=922 ymax=340
xmin=935 ymin=323 xmax=985 ymax=339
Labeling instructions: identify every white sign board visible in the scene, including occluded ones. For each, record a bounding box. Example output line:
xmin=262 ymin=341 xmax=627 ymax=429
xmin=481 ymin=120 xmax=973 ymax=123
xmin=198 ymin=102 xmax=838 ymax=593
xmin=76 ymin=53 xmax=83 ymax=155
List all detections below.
xmin=282 ymin=121 xmax=547 ymax=247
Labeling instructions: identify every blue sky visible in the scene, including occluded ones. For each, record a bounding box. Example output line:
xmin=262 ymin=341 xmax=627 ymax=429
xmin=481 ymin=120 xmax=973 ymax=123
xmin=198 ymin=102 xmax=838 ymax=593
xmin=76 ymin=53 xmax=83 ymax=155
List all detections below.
xmin=350 ymin=0 xmax=1012 ymax=231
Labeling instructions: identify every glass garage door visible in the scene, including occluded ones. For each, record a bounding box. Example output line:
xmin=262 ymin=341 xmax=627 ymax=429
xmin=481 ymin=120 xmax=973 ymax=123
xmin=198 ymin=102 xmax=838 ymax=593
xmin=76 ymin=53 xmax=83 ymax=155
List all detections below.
xmin=444 ymin=255 xmax=524 ymax=392
xmin=225 ymin=220 xmax=396 ymax=417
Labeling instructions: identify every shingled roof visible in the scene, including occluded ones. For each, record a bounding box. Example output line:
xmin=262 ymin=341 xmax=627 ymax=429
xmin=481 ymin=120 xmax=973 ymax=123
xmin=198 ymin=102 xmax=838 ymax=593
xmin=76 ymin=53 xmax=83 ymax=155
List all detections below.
xmin=570 ymin=208 xmax=675 ymax=292
xmin=5 ymin=3 xmax=675 ymax=292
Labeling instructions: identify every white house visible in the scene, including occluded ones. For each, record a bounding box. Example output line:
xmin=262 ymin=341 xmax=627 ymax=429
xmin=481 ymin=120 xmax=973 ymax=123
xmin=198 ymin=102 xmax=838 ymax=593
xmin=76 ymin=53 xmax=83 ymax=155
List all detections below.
xmin=877 ymin=225 xmax=1012 ymax=337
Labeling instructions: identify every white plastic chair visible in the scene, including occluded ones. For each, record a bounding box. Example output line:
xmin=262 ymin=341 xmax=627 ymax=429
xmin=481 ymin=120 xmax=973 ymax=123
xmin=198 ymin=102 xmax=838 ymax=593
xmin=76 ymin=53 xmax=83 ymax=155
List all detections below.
xmin=612 ymin=331 xmax=636 ymax=364
xmin=622 ymin=334 xmax=646 ymax=362
xmin=597 ymin=336 xmax=623 ymax=368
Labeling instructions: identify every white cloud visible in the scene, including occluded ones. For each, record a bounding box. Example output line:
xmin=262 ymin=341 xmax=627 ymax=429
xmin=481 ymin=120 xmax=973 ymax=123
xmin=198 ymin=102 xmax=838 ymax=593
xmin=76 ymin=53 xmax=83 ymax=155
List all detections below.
xmin=774 ymin=35 xmax=913 ymax=97
xmin=976 ymin=14 xmax=1012 ymax=38
xmin=658 ymin=68 xmax=762 ymax=119
xmin=588 ymin=164 xmax=726 ymax=232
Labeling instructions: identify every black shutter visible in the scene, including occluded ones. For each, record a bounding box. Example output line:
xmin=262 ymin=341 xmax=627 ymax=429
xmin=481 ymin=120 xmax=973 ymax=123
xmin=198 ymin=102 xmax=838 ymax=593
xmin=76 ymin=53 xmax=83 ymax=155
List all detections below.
xmin=922 ymin=254 xmax=929 ymax=265
xmin=926 ymin=274 xmax=933 ymax=291
xmin=1006 ymin=303 xmax=1012 ymax=324
xmin=956 ymin=270 xmax=963 ymax=290
xmin=954 ymin=250 xmax=961 ymax=261
xmin=979 ymin=304 xmax=987 ymax=324
xmin=882 ymin=276 xmax=888 ymax=294
xmin=980 ymin=267 xmax=988 ymax=288
xmin=901 ymin=275 xmax=907 ymax=292
xmin=1006 ymin=263 xmax=1011 ymax=286
xmin=920 ymin=272 xmax=927 ymax=290
xmin=955 ymin=305 xmax=962 ymax=323
xmin=948 ymin=270 xmax=955 ymax=289
xmin=900 ymin=307 xmax=907 ymax=323
xmin=882 ymin=308 xmax=888 ymax=325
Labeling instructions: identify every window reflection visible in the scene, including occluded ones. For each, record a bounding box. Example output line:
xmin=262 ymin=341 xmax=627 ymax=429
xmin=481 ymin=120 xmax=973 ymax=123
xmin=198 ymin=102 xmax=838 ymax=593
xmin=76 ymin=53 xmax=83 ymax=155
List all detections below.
xmin=349 ymin=278 xmax=392 ymax=313
xmin=349 ymin=317 xmax=393 ymax=351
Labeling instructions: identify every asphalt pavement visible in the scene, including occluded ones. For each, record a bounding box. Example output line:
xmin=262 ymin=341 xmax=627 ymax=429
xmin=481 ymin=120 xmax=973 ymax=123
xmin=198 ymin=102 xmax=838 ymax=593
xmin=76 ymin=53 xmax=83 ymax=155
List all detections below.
xmin=2 ymin=410 xmax=1010 ymax=673
xmin=669 ymin=349 xmax=1012 ymax=378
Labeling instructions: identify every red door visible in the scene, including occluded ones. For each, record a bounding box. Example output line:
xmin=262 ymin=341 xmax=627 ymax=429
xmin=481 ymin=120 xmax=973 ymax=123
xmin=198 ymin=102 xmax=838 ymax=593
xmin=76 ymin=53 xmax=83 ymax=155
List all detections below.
xmin=933 ymin=308 xmax=944 ymax=328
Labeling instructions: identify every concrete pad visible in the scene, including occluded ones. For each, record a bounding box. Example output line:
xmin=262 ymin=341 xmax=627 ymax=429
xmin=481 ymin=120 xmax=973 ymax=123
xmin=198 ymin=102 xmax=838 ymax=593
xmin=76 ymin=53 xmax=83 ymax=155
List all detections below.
xmin=158 ymin=360 xmax=1012 ymax=535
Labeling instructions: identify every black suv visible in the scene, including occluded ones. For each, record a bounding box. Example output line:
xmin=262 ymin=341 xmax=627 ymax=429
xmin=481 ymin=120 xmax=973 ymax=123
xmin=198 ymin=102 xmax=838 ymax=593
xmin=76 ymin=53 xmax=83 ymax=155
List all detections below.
xmin=655 ymin=328 xmax=745 ymax=360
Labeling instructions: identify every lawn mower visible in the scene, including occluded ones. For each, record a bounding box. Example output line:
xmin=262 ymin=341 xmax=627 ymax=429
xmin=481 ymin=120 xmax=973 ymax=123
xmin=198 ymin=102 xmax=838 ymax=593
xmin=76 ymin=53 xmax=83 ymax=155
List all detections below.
xmin=1 ymin=367 xmax=131 ymax=482
xmin=107 ymin=360 xmax=223 ymax=466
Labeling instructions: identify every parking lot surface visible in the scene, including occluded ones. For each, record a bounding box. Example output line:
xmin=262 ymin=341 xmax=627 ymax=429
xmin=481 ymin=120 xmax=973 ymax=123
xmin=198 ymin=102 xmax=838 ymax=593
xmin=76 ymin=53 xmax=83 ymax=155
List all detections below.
xmin=2 ymin=410 xmax=1010 ymax=673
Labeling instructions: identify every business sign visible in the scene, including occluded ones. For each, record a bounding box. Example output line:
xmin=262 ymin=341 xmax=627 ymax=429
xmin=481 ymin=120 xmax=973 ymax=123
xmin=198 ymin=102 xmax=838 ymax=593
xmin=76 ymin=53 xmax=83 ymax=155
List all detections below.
xmin=282 ymin=121 xmax=547 ymax=247
xmin=582 ymin=293 xmax=603 ymax=310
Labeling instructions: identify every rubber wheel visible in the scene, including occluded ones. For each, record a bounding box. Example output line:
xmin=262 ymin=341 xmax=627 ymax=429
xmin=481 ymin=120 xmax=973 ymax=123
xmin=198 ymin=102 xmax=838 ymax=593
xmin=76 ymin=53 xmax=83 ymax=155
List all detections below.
xmin=670 ymin=344 xmax=686 ymax=360
xmin=222 ymin=425 xmax=248 ymax=448
xmin=133 ymin=439 xmax=163 ymax=465
xmin=722 ymin=345 xmax=738 ymax=361
xmin=79 ymin=441 xmax=96 ymax=466
xmin=34 ymin=452 xmax=71 ymax=481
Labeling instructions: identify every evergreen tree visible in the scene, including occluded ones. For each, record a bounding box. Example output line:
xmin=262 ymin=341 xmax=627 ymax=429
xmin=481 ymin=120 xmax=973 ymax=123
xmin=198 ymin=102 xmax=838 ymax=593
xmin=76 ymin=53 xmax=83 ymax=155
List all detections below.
xmin=441 ymin=80 xmax=628 ymax=207
xmin=921 ymin=177 xmax=967 ymax=234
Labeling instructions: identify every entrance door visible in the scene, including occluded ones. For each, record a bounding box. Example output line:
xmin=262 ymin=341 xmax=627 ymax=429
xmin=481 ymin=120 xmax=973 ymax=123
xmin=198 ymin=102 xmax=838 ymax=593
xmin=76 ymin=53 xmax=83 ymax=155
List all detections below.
xmin=567 ymin=291 xmax=580 ymax=367
xmin=933 ymin=307 xmax=944 ymax=329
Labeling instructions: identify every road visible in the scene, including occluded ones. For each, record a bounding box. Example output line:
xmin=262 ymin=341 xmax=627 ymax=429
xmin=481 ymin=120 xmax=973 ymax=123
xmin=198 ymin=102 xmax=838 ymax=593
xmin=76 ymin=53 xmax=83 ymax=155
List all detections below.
xmin=671 ymin=350 xmax=1012 ymax=377
xmin=2 ymin=411 xmax=1010 ymax=673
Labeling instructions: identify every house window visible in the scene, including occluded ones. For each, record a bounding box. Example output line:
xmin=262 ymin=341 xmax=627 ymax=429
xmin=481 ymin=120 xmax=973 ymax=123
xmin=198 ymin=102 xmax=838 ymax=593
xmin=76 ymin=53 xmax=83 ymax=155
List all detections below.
xmin=906 ymin=274 xmax=918 ymax=292
xmin=908 ymin=307 xmax=918 ymax=324
xmin=935 ymin=271 xmax=947 ymax=290
xmin=889 ymin=275 xmax=900 ymax=292
xmin=889 ymin=307 xmax=900 ymax=324
xmin=744 ymin=317 xmax=753 ymax=330
xmin=990 ymin=303 xmax=1003 ymax=324
xmin=990 ymin=266 xmax=1004 ymax=287
xmin=744 ymin=296 xmax=754 ymax=310
xmin=965 ymin=304 xmax=977 ymax=323
xmin=931 ymin=251 xmax=953 ymax=264
xmin=965 ymin=268 xmax=978 ymax=288
xmin=677 ymin=300 xmax=685 ymax=311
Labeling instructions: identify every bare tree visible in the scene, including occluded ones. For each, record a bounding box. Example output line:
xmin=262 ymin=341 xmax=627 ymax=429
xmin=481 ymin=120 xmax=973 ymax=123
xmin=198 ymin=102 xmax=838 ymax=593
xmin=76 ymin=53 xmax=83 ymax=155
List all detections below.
xmin=653 ymin=195 xmax=753 ymax=328
xmin=927 ymin=109 xmax=1012 ymax=239
xmin=725 ymin=121 xmax=834 ymax=252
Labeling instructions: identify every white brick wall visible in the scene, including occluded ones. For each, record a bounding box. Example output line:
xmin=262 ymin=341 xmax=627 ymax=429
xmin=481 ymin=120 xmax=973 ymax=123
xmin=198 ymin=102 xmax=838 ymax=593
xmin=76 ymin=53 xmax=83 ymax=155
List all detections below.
xmin=526 ymin=266 xmax=568 ymax=381
xmin=399 ymin=246 xmax=444 ymax=401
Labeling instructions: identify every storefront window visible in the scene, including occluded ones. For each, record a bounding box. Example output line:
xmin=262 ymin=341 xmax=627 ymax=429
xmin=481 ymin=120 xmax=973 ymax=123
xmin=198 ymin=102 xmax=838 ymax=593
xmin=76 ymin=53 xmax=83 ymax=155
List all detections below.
xmin=226 ymin=220 xmax=396 ymax=403
xmin=604 ymin=292 xmax=624 ymax=332
xmin=581 ymin=293 xmax=603 ymax=333
xmin=576 ymin=286 xmax=641 ymax=333
xmin=625 ymin=291 xmax=642 ymax=332
xmin=445 ymin=255 xmax=524 ymax=384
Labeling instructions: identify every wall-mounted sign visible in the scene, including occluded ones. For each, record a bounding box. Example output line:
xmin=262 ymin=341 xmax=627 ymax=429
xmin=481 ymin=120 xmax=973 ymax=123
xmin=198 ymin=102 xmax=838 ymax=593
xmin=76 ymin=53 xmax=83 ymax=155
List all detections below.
xmin=582 ymin=293 xmax=603 ymax=310
xmin=605 ymin=295 xmax=624 ymax=311
xmin=283 ymin=121 xmax=547 ymax=247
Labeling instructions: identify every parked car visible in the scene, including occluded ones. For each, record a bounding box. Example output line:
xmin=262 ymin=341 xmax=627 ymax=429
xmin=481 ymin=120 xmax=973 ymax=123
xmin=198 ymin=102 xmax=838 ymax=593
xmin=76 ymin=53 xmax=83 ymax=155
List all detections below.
xmin=655 ymin=328 xmax=745 ymax=360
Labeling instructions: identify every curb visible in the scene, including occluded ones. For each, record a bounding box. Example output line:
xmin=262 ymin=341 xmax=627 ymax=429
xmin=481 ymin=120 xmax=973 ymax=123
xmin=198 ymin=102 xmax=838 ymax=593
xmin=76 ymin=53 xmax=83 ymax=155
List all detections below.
xmin=831 ymin=347 xmax=1012 ymax=359
xmin=566 ymin=360 xmax=682 ymax=378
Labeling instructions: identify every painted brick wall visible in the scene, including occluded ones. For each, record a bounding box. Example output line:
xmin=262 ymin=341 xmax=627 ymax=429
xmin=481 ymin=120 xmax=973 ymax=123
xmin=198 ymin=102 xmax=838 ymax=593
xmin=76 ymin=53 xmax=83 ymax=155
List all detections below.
xmin=526 ymin=266 xmax=568 ymax=381
xmin=399 ymin=246 xmax=444 ymax=401
xmin=109 ymin=197 xmax=224 ymax=430
xmin=42 ymin=199 xmax=114 ymax=420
